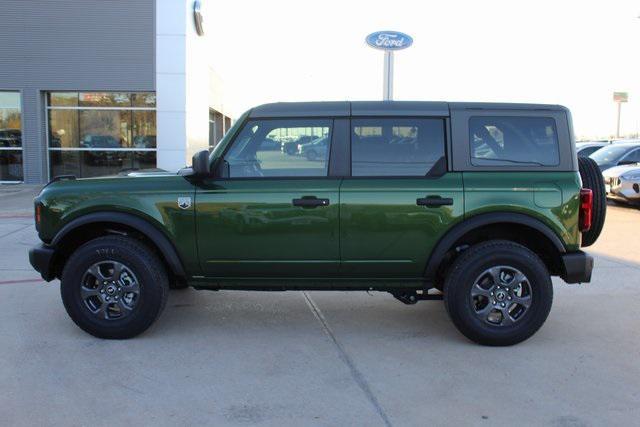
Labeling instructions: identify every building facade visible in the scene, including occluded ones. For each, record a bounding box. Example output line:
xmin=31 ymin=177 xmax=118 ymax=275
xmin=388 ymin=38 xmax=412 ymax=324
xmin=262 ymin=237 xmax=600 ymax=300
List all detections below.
xmin=0 ymin=0 xmax=231 ymax=184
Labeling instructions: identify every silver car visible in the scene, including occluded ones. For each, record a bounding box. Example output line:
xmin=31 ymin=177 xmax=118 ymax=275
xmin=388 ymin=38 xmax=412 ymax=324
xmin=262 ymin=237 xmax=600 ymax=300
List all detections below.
xmin=602 ymin=164 xmax=640 ymax=204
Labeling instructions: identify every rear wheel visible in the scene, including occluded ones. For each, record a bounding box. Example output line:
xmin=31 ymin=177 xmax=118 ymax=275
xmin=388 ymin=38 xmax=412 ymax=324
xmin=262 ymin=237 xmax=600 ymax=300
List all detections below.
xmin=60 ymin=236 xmax=169 ymax=339
xmin=578 ymin=156 xmax=606 ymax=247
xmin=444 ymin=240 xmax=553 ymax=346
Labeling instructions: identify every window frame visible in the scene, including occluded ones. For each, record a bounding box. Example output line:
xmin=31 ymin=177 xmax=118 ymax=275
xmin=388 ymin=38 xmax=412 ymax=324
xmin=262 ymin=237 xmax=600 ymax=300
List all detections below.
xmin=620 ymin=148 xmax=640 ymax=164
xmin=45 ymin=91 xmax=157 ymax=180
xmin=0 ymin=90 xmax=24 ymax=183
xmin=215 ymin=116 xmax=342 ymax=181
xmin=450 ymin=108 xmax=575 ymax=172
xmin=345 ymin=116 xmax=450 ymax=179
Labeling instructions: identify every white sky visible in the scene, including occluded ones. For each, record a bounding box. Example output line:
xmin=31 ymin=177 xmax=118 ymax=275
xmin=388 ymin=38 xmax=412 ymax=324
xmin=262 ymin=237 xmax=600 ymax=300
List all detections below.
xmin=207 ymin=0 xmax=640 ymax=139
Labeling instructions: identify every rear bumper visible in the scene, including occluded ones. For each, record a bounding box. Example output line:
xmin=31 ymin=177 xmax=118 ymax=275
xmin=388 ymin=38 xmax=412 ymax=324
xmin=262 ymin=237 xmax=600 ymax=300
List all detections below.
xmin=560 ymin=251 xmax=593 ymax=284
xmin=28 ymin=244 xmax=56 ymax=281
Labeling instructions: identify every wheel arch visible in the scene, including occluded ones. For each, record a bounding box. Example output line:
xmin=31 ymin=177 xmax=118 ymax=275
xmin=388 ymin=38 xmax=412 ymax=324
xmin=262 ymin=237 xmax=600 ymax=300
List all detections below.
xmin=425 ymin=213 xmax=566 ymax=285
xmin=50 ymin=211 xmax=187 ymax=282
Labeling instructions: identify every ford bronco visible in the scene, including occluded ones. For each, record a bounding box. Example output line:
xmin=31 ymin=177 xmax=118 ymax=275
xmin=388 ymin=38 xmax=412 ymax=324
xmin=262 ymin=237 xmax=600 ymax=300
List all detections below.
xmin=29 ymin=101 xmax=606 ymax=345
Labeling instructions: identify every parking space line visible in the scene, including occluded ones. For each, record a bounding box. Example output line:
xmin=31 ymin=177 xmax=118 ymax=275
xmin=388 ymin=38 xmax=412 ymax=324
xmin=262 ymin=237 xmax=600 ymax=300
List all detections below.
xmin=302 ymin=291 xmax=392 ymax=427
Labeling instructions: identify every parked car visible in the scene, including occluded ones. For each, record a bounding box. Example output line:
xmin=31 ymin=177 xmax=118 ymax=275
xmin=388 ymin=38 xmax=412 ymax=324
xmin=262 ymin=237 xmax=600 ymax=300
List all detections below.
xmin=0 ymin=128 xmax=22 ymax=147
xmin=602 ymin=163 xmax=640 ymax=204
xmin=589 ymin=142 xmax=640 ymax=172
xmin=298 ymin=136 xmax=328 ymax=161
xmin=29 ymin=101 xmax=605 ymax=346
xmin=576 ymin=141 xmax=609 ymax=157
xmin=281 ymin=135 xmax=315 ymax=155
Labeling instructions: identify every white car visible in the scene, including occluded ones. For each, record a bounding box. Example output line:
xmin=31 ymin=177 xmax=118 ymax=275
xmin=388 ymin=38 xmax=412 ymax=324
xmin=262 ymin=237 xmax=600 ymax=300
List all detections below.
xmin=602 ymin=164 xmax=640 ymax=204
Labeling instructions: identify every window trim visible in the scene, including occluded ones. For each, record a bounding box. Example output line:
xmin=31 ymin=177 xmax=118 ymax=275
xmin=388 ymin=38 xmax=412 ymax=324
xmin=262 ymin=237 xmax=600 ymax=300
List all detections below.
xmin=0 ymin=89 xmax=24 ymax=183
xmin=45 ymin=91 xmax=157 ymax=180
xmin=346 ymin=116 xmax=449 ymax=179
xmin=215 ymin=116 xmax=339 ymax=181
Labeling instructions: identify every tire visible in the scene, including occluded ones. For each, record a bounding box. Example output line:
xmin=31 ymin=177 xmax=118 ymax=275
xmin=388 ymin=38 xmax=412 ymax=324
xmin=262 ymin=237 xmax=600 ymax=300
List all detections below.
xmin=306 ymin=150 xmax=318 ymax=161
xmin=60 ymin=235 xmax=169 ymax=339
xmin=578 ymin=156 xmax=606 ymax=247
xmin=444 ymin=240 xmax=553 ymax=346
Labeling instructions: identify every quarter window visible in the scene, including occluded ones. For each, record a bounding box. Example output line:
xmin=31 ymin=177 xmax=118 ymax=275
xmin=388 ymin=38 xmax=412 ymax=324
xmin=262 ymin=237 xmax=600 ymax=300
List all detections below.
xmin=223 ymin=119 xmax=331 ymax=178
xmin=351 ymin=118 xmax=445 ymax=176
xmin=470 ymin=116 xmax=559 ymax=167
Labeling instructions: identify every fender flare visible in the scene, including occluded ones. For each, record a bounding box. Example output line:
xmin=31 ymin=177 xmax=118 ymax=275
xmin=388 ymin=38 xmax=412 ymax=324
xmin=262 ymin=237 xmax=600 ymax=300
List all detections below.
xmin=424 ymin=212 xmax=566 ymax=281
xmin=51 ymin=211 xmax=187 ymax=279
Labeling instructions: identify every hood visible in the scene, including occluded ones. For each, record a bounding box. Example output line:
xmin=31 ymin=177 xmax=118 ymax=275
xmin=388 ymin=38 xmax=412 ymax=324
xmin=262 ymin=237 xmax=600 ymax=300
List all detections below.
xmin=602 ymin=164 xmax=640 ymax=178
xmin=118 ymin=168 xmax=175 ymax=178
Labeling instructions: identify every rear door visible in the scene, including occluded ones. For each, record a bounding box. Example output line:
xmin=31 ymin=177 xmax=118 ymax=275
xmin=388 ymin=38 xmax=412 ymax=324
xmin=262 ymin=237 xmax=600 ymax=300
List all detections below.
xmin=339 ymin=116 xmax=464 ymax=277
xmin=196 ymin=118 xmax=343 ymax=278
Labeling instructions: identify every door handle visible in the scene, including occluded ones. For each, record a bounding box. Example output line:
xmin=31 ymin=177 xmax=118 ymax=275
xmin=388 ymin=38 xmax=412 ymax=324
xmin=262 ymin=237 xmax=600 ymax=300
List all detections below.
xmin=292 ymin=196 xmax=330 ymax=208
xmin=416 ymin=196 xmax=453 ymax=207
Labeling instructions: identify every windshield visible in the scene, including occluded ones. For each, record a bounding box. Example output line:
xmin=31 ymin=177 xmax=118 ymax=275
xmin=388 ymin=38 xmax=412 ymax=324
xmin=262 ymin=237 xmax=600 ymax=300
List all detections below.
xmin=590 ymin=145 xmax=630 ymax=164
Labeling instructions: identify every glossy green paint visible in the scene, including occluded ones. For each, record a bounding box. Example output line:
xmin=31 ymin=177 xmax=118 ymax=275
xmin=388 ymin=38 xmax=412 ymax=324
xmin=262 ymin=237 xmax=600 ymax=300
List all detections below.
xmin=462 ymin=171 xmax=581 ymax=251
xmin=339 ymin=173 xmax=464 ymax=277
xmin=35 ymin=173 xmax=200 ymax=274
xmin=195 ymin=178 xmax=340 ymax=278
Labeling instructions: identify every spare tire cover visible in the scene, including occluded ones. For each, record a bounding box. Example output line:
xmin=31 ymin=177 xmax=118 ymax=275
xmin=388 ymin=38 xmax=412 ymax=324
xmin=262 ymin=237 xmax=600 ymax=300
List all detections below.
xmin=578 ymin=156 xmax=606 ymax=247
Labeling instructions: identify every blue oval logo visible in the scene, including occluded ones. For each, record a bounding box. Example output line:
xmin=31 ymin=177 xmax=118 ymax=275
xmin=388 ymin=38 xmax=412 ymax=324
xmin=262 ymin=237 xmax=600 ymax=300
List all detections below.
xmin=366 ymin=31 xmax=413 ymax=51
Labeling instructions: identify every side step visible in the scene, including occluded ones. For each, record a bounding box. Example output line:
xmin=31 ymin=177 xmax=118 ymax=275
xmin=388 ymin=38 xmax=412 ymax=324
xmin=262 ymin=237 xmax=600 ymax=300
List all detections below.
xmin=391 ymin=289 xmax=443 ymax=305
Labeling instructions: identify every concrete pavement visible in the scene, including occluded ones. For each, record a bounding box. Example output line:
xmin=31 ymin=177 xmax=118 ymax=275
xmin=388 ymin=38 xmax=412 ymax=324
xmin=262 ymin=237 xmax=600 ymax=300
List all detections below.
xmin=0 ymin=186 xmax=639 ymax=426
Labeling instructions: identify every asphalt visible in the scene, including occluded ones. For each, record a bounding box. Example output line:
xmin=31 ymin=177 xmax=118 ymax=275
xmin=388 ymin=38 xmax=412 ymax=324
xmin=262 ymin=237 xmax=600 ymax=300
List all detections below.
xmin=0 ymin=186 xmax=639 ymax=426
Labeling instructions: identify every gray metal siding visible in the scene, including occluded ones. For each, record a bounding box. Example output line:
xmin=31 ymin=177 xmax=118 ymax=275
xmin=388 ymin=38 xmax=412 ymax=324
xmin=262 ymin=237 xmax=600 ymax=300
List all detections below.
xmin=0 ymin=0 xmax=155 ymax=183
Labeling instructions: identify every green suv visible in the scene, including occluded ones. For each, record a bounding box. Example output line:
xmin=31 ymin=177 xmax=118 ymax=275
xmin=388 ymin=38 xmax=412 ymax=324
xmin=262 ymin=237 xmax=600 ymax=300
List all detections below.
xmin=29 ymin=101 xmax=605 ymax=345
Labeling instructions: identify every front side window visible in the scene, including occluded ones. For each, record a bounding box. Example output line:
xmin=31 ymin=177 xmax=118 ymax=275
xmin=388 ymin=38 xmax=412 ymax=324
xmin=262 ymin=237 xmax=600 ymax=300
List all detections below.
xmin=351 ymin=118 xmax=445 ymax=176
xmin=0 ymin=92 xmax=22 ymax=182
xmin=470 ymin=116 xmax=559 ymax=167
xmin=47 ymin=92 xmax=156 ymax=178
xmin=223 ymin=119 xmax=331 ymax=178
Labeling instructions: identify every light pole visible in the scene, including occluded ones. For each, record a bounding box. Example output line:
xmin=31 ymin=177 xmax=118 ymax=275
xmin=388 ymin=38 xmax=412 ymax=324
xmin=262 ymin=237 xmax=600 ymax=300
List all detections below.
xmin=366 ymin=31 xmax=413 ymax=101
xmin=613 ymin=91 xmax=628 ymax=138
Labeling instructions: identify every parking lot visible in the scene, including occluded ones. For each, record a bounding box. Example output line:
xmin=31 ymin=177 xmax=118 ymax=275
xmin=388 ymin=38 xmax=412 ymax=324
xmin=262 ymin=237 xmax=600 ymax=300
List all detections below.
xmin=0 ymin=186 xmax=639 ymax=426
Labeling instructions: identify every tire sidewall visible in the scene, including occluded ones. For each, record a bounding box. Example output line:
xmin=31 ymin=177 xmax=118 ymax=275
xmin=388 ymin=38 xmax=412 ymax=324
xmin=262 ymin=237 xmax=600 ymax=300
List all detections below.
xmin=445 ymin=244 xmax=553 ymax=345
xmin=61 ymin=237 xmax=166 ymax=338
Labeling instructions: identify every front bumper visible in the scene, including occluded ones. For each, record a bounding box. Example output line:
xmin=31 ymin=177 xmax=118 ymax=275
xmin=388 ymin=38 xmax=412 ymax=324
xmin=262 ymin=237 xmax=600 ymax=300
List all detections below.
xmin=560 ymin=251 xmax=593 ymax=284
xmin=605 ymin=176 xmax=640 ymax=203
xmin=28 ymin=244 xmax=56 ymax=281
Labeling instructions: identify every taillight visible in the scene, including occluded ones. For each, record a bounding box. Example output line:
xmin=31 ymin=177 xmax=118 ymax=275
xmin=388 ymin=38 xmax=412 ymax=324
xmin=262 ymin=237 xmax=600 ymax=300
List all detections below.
xmin=579 ymin=188 xmax=593 ymax=232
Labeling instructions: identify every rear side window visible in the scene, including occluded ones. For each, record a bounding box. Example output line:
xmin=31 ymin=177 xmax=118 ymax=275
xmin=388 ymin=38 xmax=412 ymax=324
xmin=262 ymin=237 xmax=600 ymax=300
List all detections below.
xmin=351 ymin=118 xmax=445 ymax=176
xmin=470 ymin=116 xmax=559 ymax=166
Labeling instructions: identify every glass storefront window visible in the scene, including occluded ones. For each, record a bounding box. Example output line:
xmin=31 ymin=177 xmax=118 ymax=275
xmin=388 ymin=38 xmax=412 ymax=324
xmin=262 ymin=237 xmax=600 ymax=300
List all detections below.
xmin=0 ymin=92 xmax=22 ymax=182
xmin=47 ymin=92 xmax=156 ymax=178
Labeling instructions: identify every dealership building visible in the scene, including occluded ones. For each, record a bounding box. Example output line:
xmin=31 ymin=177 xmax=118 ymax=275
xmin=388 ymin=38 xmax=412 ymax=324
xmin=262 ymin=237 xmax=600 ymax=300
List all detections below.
xmin=0 ymin=0 xmax=232 ymax=184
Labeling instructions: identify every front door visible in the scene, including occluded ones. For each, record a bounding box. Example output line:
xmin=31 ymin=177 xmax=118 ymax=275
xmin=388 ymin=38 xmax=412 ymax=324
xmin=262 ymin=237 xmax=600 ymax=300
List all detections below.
xmin=196 ymin=117 xmax=341 ymax=278
xmin=340 ymin=117 xmax=464 ymax=277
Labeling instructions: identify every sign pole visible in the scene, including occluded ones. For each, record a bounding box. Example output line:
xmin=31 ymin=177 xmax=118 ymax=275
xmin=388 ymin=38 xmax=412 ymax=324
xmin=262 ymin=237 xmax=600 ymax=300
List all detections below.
xmin=383 ymin=51 xmax=394 ymax=101
xmin=616 ymin=101 xmax=622 ymax=138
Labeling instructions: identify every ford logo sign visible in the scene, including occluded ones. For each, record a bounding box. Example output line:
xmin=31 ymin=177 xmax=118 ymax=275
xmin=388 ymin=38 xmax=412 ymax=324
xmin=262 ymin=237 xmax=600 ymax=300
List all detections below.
xmin=365 ymin=31 xmax=413 ymax=51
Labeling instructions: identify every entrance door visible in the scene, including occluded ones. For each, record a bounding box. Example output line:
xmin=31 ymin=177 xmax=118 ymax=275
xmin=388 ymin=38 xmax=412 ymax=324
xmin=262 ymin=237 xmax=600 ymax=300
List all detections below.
xmin=340 ymin=117 xmax=464 ymax=277
xmin=196 ymin=118 xmax=341 ymax=278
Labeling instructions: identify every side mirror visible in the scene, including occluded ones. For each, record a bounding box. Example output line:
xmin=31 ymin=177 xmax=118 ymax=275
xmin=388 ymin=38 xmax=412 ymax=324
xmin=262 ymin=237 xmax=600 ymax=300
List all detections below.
xmin=192 ymin=150 xmax=210 ymax=175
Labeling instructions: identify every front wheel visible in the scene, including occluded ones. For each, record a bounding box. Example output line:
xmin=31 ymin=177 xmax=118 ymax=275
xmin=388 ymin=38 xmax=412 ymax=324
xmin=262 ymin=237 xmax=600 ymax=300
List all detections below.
xmin=60 ymin=235 xmax=169 ymax=339
xmin=444 ymin=240 xmax=553 ymax=346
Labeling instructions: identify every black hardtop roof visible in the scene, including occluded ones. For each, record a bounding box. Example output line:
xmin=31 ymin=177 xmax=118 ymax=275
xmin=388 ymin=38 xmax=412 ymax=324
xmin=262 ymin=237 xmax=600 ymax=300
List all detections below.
xmin=248 ymin=101 xmax=568 ymax=118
